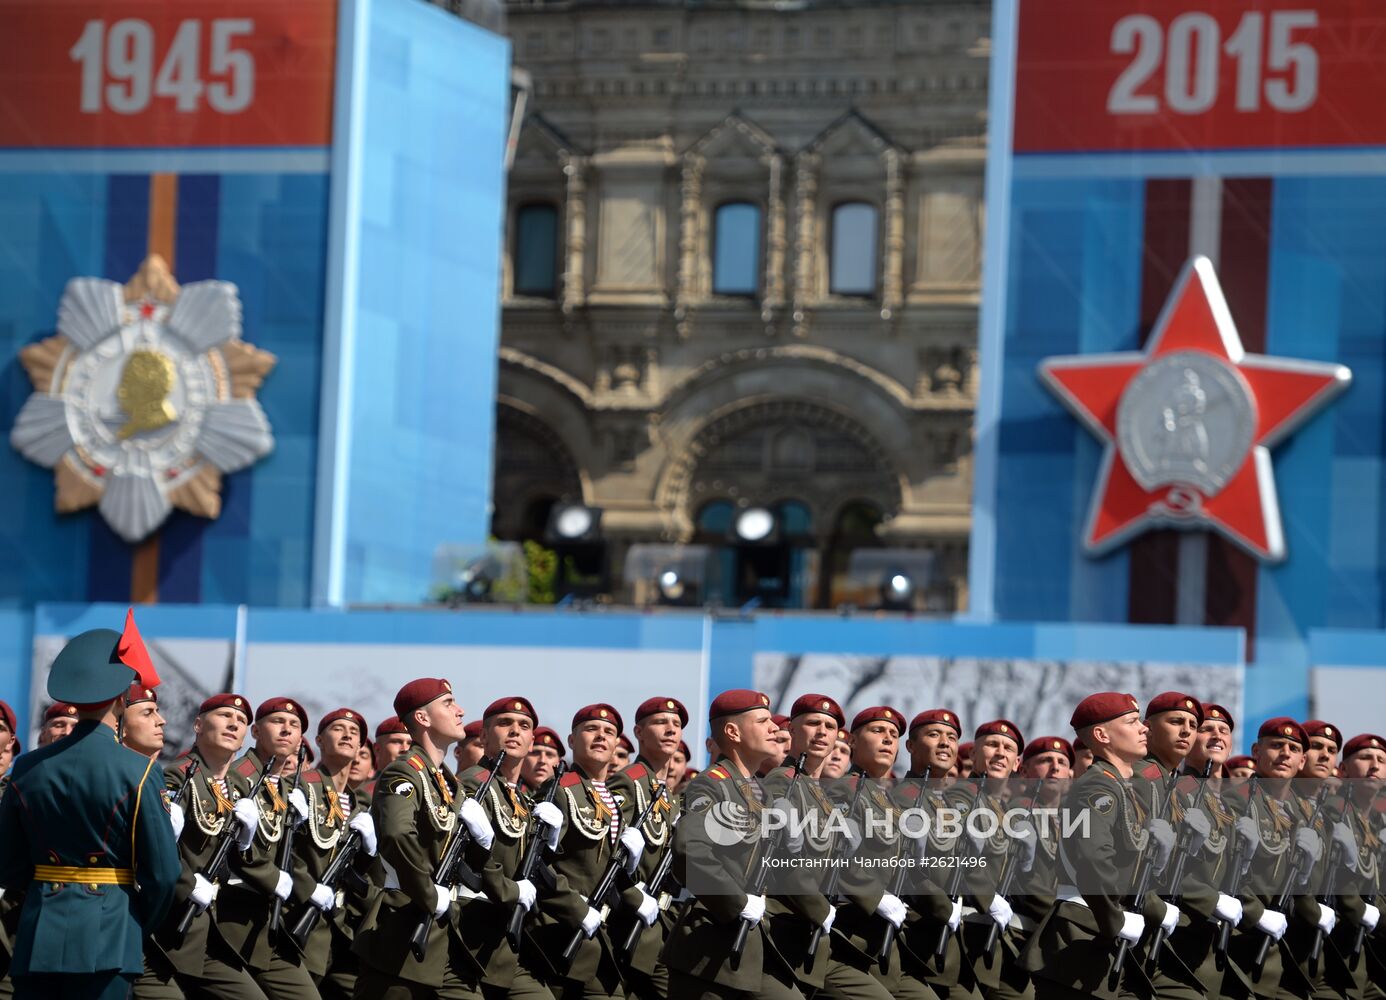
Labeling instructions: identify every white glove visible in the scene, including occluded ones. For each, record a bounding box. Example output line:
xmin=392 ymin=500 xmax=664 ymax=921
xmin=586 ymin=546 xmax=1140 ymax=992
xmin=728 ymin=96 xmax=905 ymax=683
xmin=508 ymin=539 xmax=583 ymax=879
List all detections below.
xmin=1295 ymin=828 xmax=1323 ymax=871
xmin=533 ymin=801 xmax=563 ymax=850
xmin=190 ymin=873 xmax=218 ymax=910
xmin=288 ymin=788 xmax=310 ymax=827
xmin=821 ymin=905 xmax=837 ymax=934
xmin=1316 ymin=903 xmax=1337 ymax=935
xmin=515 ymin=878 xmax=537 ymax=912
xmin=232 ymin=797 xmax=260 ymax=850
xmin=988 ymin=896 xmax=1014 ymax=930
xmin=1147 ymin=818 xmax=1176 ymax=876
xmin=274 ymin=870 xmax=293 ymax=900
xmin=432 ymin=883 xmax=451 ymax=918
xmin=948 ymin=898 xmax=963 ymax=931
xmin=168 ymin=802 xmax=185 ymax=841
xmin=1330 ymin=822 xmax=1358 ymax=871
xmin=1363 ymin=903 xmax=1381 ymax=932
xmin=1118 ymin=911 xmax=1146 ymax=944
xmin=739 ymin=893 xmax=767 ymax=925
xmin=1214 ymin=893 xmax=1243 ymax=925
xmin=1161 ymin=902 xmax=1180 ymax=934
xmin=1235 ymin=816 xmax=1259 ymax=868
xmin=581 ymin=906 xmax=603 ymax=937
xmin=875 ymin=893 xmax=907 ymax=929
xmin=310 ymin=883 xmax=336 ymax=912
xmin=636 ymin=888 xmax=660 ymax=927
xmin=459 ymin=797 xmax=494 ymax=851
xmin=0 ymin=888 xmax=5 ymax=902
xmin=1256 ymin=909 xmax=1287 ymax=940
xmin=349 ymin=812 xmax=378 ymax=857
xmin=1181 ymin=808 xmax=1211 ymax=855
xmin=1011 ymin=820 xmax=1038 ymax=873
xmin=619 ymin=826 xmax=645 ymax=873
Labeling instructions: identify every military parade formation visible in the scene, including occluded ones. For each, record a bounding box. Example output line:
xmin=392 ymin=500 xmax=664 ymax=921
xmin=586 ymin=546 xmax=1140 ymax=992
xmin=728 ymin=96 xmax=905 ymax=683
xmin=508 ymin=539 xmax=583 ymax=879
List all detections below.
xmin=0 ymin=616 xmax=1383 ymax=1000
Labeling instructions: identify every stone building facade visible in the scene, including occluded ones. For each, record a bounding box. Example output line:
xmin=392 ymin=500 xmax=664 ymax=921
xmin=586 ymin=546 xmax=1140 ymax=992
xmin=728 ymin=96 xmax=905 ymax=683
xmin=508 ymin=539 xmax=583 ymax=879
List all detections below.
xmin=491 ymin=0 xmax=989 ymax=609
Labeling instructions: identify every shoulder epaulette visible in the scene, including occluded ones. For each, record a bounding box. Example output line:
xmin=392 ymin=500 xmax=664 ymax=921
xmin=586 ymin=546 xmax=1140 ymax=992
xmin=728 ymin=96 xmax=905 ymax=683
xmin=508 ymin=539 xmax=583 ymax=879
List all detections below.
xmin=1231 ymin=780 xmax=1253 ymax=800
xmin=895 ymin=782 xmax=922 ymax=802
xmin=234 ymin=756 xmax=259 ymax=778
xmin=783 ymin=766 xmax=798 ymax=779
xmin=473 ymin=768 xmax=492 ymax=785
xmin=707 ymin=766 xmax=730 ymax=781
xmin=176 ymin=749 xmax=192 ymax=760
xmin=842 ymin=773 xmax=861 ymax=791
xmin=559 ymin=771 xmax=584 ymax=788
xmin=1140 ymin=762 xmax=1164 ymax=780
xmin=406 ymin=755 xmax=425 ymax=773
xmin=623 ymin=762 xmax=649 ymax=781
xmin=301 ymin=768 xmax=323 ymax=785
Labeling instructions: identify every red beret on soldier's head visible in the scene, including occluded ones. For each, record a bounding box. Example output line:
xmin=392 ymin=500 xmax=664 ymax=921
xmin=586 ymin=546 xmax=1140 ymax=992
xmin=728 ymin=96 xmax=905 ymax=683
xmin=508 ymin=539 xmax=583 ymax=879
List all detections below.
xmin=123 ymin=681 xmax=157 ymax=707
xmin=1302 ymin=720 xmax=1340 ymax=747
xmin=45 ymin=702 xmax=79 ymax=722
xmin=256 ymin=697 xmax=309 ymax=731
xmin=617 ymin=733 xmax=634 ymax=753
xmin=1072 ymin=736 xmax=1088 ymax=752
xmin=790 ymin=694 xmax=846 ymax=728
xmin=1023 ymin=736 xmax=1074 ymax=764
xmin=462 ymin=720 xmax=483 ymax=741
xmin=1342 ymin=733 xmax=1386 ymax=759
xmin=393 ymin=678 xmax=453 ymax=720
xmin=635 ymin=697 xmax=688 ymax=727
xmin=1145 ymin=692 xmax=1203 ymax=724
xmin=0 ymin=699 xmax=16 ymax=734
xmin=318 ymin=708 xmax=366 ymax=741
xmin=975 ymin=719 xmax=1024 ymax=751
xmin=850 ymin=706 xmax=904 ymax=734
xmin=483 ymin=697 xmax=538 ymax=724
xmin=772 ymin=714 xmax=792 ymax=731
xmin=1202 ymin=703 xmax=1235 ymax=730
xmin=375 ymin=715 xmax=408 ymax=738
xmin=709 ymin=689 xmax=771 ymax=720
xmin=1225 ymin=754 xmax=1254 ymax=771
xmin=1257 ymin=717 xmax=1307 ymax=748
xmin=1070 ymin=692 xmax=1142 ymax=731
xmin=572 ymin=703 xmax=623 ymax=732
xmin=910 ymin=708 xmax=961 ymax=736
xmin=533 ymin=726 xmax=566 ymax=755
xmin=676 ymin=739 xmax=691 ymax=759
xmin=199 ymin=694 xmax=251 ymax=724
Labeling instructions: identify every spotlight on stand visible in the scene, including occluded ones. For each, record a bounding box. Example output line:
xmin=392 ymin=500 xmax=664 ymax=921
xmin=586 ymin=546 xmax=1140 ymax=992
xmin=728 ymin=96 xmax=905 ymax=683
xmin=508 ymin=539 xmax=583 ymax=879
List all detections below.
xmin=880 ymin=569 xmax=916 ymax=611
xmin=624 ymin=544 xmax=710 ymax=607
xmin=731 ymin=506 xmax=778 ymax=545
xmin=431 ymin=541 xmax=528 ymax=605
xmin=546 ymin=503 xmax=603 ymax=544
xmin=844 ymin=548 xmax=937 ymax=613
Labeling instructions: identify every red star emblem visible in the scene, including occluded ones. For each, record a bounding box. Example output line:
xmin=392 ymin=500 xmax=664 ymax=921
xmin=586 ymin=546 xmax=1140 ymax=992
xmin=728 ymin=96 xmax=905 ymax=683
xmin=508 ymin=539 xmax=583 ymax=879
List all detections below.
xmin=1039 ymin=257 xmax=1350 ymax=562
xmin=138 ymin=301 xmax=156 ymax=319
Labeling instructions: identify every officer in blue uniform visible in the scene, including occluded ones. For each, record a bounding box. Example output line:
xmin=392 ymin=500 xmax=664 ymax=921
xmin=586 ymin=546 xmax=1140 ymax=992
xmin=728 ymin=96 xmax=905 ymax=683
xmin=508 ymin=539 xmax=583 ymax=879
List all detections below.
xmin=0 ymin=614 xmax=181 ymax=1000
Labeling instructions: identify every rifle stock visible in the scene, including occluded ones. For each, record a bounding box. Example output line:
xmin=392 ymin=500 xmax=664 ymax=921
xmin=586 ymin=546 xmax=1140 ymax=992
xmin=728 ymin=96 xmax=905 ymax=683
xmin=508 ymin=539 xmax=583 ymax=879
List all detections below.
xmin=506 ymin=761 xmax=567 ymax=950
xmin=729 ymin=753 xmax=809 ymax=969
xmin=270 ymin=744 xmax=310 ymax=935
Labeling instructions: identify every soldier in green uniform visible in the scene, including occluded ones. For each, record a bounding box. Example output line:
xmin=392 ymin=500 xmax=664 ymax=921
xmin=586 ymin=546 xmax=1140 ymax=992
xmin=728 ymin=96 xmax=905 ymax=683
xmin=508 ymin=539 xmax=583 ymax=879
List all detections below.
xmin=291 ymin=708 xmax=378 ymax=1000
xmin=36 ymin=703 xmax=78 ymax=747
xmin=619 ymin=697 xmax=688 ymax=1000
xmin=661 ymin=688 xmax=804 ymax=1000
xmin=141 ymin=694 xmax=275 ymax=1000
xmin=1336 ymin=733 xmax=1384 ymax=1000
xmin=352 ymin=678 xmax=494 ymax=999
xmin=118 ymin=683 xmax=166 ymax=759
xmin=455 ymin=722 xmax=486 ymax=776
xmin=0 ymin=616 xmax=180 ymax=1000
xmin=454 ymin=696 xmax=579 ymax=999
xmin=892 ymin=709 xmax=977 ymax=1000
xmin=373 ymin=717 xmax=411 ymax=774
xmin=522 ymin=728 xmax=565 ymax=791
xmin=528 ymin=703 xmax=653 ymax=1000
xmin=1018 ymin=692 xmax=1177 ymax=1000
xmin=759 ymin=694 xmax=844 ymax=999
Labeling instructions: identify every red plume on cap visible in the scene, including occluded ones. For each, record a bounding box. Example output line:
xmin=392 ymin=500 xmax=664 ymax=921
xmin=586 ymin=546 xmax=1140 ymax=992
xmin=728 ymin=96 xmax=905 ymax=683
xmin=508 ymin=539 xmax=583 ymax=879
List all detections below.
xmin=118 ymin=608 xmax=160 ymax=688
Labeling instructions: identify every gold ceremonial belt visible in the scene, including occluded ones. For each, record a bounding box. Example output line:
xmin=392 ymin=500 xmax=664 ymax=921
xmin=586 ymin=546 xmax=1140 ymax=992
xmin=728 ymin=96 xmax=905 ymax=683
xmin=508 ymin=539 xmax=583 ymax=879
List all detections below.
xmin=33 ymin=865 xmax=135 ymax=886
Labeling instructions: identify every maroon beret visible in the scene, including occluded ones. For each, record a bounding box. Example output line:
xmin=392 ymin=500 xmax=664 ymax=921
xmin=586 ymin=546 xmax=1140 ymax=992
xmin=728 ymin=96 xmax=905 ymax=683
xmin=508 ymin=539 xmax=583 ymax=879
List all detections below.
xmin=910 ymin=708 xmax=962 ymax=736
xmin=790 ymin=694 xmax=845 ymax=728
xmin=676 ymin=740 xmax=691 ymax=759
xmin=393 ymin=678 xmax=453 ymax=719
xmin=709 ymin=689 xmax=771 ymax=720
xmin=850 ymin=706 xmax=904 ymax=734
xmin=199 ymin=694 xmax=251 ymax=723
xmin=1073 ymin=736 xmax=1089 ymax=752
xmin=1257 ymin=717 xmax=1307 ymax=748
xmin=318 ymin=708 xmax=366 ymax=740
xmin=958 ymin=741 xmax=974 ymax=756
xmin=123 ymin=682 xmax=157 ymax=707
xmin=1302 ymin=720 xmax=1341 ymax=747
xmin=1070 ymin=692 xmax=1142 ymax=731
xmin=256 ymin=697 xmax=309 ymax=730
xmin=635 ymin=697 xmax=688 ymax=727
xmin=0 ymin=700 xmax=17 ymax=734
xmin=45 ymin=702 xmax=79 ymax=722
xmin=617 ymin=733 xmax=634 ymax=753
xmin=463 ymin=720 xmax=484 ymax=740
xmin=484 ymin=696 xmax=538 ymax=724
xmin=572 ymin=703 xmax=623 ymax=732
xmin=1202 ymin=704 xmax=1235 ymax=730
xmin=1225 ymin=754 xmax=1254 ymax=772
xmin=1146 ymin=692 xmax=1203 ymax=724
xmin=533 ymin=726 xmax=565 ymax=754
xmin=975 ymin=719 xmax=1024 ymax=751
xmin=375 ymin=715 xmax=408 ymax=738
xmin=771 ymin=714 xmax=792 ymax=731
xmin=1342 ymin=733 xmax=1386 ymax=759
xmin=1023 ymin=736 xmax=1074 ymax=764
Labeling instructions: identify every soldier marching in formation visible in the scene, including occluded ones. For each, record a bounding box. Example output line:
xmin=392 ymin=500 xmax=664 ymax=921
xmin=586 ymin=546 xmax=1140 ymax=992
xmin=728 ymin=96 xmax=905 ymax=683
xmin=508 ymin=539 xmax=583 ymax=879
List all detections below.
xmin=0 ymin=620 xmax=1383 ymax=1000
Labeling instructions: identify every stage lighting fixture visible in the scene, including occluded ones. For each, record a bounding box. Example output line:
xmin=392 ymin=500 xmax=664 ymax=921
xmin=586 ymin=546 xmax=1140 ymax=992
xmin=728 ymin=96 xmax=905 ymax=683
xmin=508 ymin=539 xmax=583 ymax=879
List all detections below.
xmin=546 ymin=503 xmax=603 ymax=544
xmin=657 ymin=568 xmax=686 ymax=601
xmin=732 ymin=506 xmax=776 ymax=544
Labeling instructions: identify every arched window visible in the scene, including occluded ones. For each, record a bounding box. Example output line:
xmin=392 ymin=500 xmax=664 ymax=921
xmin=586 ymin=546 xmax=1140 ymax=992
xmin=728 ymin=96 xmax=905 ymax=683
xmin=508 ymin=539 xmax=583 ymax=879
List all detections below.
xmin=513 ymin=203 xmax=559 ymax=297
xmin=829 ymin=201 xmax=879 ymax=296
xmin=712 ymin=202 xmax=762 ymax=296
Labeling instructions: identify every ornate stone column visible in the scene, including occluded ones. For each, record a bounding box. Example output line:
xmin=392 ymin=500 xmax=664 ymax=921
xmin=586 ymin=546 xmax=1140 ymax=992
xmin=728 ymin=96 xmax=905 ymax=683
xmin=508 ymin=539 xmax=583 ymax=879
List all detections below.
xmin=763 ymin=153 xmax=787 ymax=313
xmin=882 ymin=149 xmax=905 ymax=318
xmin=791 ymin=152 xmax=818 ymax=338
xmin=561 ymin=155 xmax=588 ymax=315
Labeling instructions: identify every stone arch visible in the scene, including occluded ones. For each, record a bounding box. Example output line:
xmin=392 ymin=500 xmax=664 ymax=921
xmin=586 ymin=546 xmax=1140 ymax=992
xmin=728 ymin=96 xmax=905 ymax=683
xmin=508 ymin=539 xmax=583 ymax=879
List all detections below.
xmin=491 ymin=402 xmax=584 ymax=540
